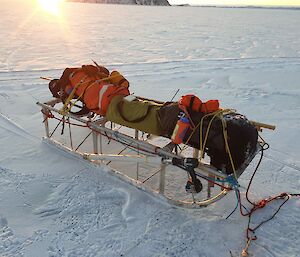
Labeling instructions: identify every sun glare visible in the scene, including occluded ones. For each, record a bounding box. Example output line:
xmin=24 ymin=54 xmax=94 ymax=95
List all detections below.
xmin=38 ymin=0 xmax=64 ymax=16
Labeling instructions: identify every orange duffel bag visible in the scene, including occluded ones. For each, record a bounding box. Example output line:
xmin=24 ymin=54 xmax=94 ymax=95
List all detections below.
xmin=49 ymin=64 xmax=130 ymax=116
xmin=179 ymin=94 xmax=219 ymax=114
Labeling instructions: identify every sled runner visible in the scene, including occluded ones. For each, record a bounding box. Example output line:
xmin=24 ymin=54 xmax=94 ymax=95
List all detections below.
xmin=37 ymin=64 xmax=275 ymax=208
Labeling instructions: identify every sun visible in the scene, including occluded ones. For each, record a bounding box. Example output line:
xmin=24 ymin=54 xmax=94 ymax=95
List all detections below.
xmin=38 ymin=0 xmax=65 ymax=16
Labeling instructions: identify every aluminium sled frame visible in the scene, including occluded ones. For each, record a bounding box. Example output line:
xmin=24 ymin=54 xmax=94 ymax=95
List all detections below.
xmin=37 ymin=98 xmax=264 ymax=209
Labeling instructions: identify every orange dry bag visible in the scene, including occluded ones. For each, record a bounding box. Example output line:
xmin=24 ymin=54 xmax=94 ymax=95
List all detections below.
xmin=179 ymin=94 xmax=219 ymax=114
xmin=179 ymin=95 xmax=202 ymax=112
xmin=201 ymin=100 xmax=219 ymax=113
xmin=66 ymin=67 xmax=130 ymax=116
xmin=109 ymin=71 xmax=129 ymax=88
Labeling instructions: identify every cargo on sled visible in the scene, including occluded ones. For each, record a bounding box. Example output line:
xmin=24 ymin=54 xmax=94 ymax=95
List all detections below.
xmin=37 ymin=63 xmax=275 ymax=208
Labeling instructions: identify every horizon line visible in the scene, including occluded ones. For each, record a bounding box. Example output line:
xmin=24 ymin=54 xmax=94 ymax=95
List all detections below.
xmin=171 ymin=4 xmax=300 ymax=8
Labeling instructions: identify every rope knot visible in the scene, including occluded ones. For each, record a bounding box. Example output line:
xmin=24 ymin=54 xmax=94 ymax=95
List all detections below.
xmin=41 ymin=110 xmax=54 ymax=122
xmin=257 ymin=199 xmax=268 ymax=208
xmin=278 ymin=192 xmax=288 ymax=198
xmin=227 ymin=174 xmax=239 ymax=189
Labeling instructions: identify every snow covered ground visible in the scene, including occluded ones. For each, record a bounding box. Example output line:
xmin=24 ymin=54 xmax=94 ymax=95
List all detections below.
xmin=0 ymin=2 xmax=300 ymax=257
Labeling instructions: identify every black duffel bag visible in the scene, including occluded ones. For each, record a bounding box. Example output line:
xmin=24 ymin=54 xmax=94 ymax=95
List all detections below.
xmin=158 ymin=104 xmax=258 ymax=174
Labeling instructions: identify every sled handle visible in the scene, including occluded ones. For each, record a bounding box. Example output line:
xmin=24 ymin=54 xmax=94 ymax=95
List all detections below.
xmin=250 ymin=120 xmax=276 ymax=131
xmin=40 ymin=76 xmax=52 ymax=81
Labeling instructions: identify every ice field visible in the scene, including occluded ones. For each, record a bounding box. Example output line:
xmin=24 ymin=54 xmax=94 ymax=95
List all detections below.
xmin=0 ymin=2 xmax=300 ymax=256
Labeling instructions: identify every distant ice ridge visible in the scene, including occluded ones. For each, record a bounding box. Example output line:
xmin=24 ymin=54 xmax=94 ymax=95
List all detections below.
xmin=68 ymin=0 xmax=171 ymax=6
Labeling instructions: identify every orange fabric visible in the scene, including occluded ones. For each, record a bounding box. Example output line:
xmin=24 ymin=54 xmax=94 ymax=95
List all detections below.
xmin=201 ymin=100 xmax=219 ymax=113
xmin=109 ymin=70 xmax=129 ymax=88
xmin=179 ymin=94 xmax=219 ymax=114
xmin=98 ymin=85 xmax=129 ymax=115
xmin=171 ymin=117 xmax=190 ymax=144
xmin=179 ymin=95 xmax=202 ymax=112
xmin=66 ymin=67 xmax=129 ymax=116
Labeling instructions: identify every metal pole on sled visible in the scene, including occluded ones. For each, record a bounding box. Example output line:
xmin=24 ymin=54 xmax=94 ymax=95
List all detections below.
xmin=85 ymin=152 xmax=167 ymax=195
xmin=135 ymin=129 xmax=139 ymax=180
xmin=91 ymin=116 xmax=98 ymax=154
xmin=42 ymin=107 xmax=50 ymax=138
xmin=159 ymin=162 xmax=166 ymax=194
xmin=92 ymin=117 xmax=107 ymax=157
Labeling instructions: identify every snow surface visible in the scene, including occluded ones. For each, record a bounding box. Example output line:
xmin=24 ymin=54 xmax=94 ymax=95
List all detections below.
xmin=0 ymin=2 xmax=300 ymax=257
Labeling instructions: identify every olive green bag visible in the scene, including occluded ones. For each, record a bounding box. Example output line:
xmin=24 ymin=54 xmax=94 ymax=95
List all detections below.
xmin=106 ymin=95 xmax=163 ymax=136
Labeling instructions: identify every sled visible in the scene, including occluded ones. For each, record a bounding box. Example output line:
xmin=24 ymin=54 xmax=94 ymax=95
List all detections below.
xmin=37 ymin=97 xmax=274 ymax=208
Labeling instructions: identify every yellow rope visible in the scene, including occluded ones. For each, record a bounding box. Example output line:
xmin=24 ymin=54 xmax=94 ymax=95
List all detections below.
xmin=61 ymin=79 xmax=96 ymax=115
xmin=241 ymin=238 xmax=252 ymax=256
xmin=59 ymin=76 xmax=88 ymax=115
xmin=179 ymin=108 xmax=237 ymax=178
xmin=220 ymin=115 xmax=237 ymax=179
xmin=200 ymin=110 xmax=226 ymax=160
xmin=59 ymin=73 xmax=123 ymax=116
xmin=180 ymin=110 xmax=221 ymax=153
xmin=181 ymin=109 xmax=228 ymax=153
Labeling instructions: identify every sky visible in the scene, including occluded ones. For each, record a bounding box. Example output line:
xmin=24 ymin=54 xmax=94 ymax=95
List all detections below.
xmin=168 ymin=0 xmax=300 ymax=6
xmin=2 ymin=0 xmax=300 ymax=7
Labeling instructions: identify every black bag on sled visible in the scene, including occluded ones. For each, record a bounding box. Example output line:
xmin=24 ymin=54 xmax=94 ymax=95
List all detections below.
xmin=158 ymin=104 xmax=258 ymax=174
